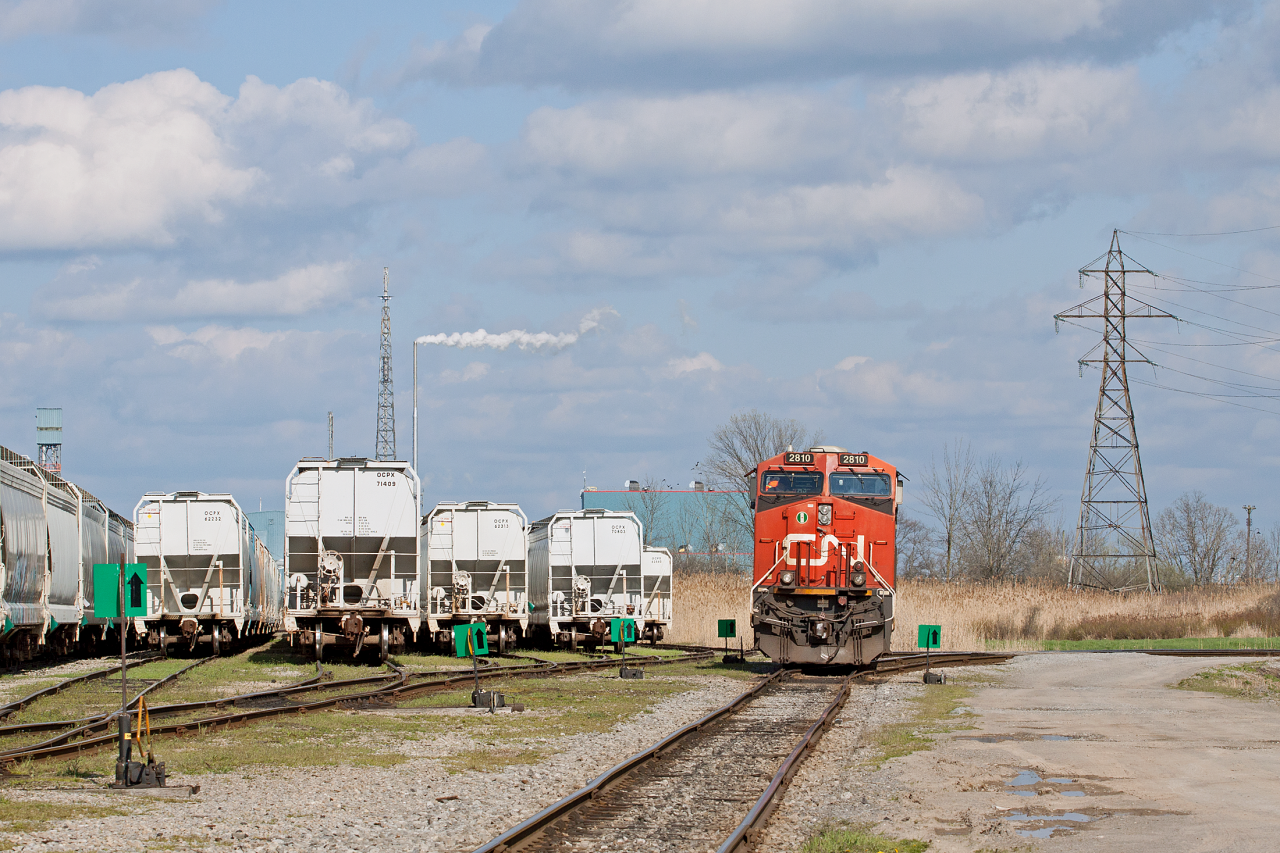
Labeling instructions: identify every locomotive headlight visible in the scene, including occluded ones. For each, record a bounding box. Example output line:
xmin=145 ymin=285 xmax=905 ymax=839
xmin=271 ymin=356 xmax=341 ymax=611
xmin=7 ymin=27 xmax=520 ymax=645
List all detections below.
xmin=818 ymin=504 xmax=833 ymax=526
xmin=852 ymin=572 xmax=867 ymax=587
xmin=779 ymin=570 xmax=796 ymax=587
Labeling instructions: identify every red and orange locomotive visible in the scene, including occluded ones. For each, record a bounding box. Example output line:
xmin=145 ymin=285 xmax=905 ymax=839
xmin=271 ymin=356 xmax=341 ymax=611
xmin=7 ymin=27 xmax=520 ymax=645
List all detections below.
xmin=751 ymin=446 xmax=900 ymax=665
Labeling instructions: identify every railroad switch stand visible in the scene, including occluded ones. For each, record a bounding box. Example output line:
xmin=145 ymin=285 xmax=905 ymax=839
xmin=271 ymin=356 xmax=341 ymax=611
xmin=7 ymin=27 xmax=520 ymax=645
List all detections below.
xmin=112 ymin=698 xmax=167 ymax=790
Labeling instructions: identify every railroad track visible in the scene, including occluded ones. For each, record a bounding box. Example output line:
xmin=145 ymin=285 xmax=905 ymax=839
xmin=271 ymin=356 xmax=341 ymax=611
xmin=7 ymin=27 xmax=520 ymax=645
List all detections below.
xmin=474 ymin=650 xmax=1010 ymax=853
xmin=0 ymin=648 xmax=714 ymax=766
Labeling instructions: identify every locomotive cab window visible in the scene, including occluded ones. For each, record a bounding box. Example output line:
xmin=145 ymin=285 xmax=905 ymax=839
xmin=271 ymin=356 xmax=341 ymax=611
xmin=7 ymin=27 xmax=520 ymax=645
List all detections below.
xmin=829 ymin=473 xmax=892 ymax=496
xmin=760 ymin=471 xmax=823 ymax=495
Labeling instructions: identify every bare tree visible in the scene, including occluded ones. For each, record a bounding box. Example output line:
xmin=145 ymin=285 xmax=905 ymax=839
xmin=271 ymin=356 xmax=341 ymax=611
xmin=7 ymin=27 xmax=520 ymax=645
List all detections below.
xmin=1154 ymin=491 xmax=1239 ymax=586
xmin=621 ymin=476 xmax=670 ymax=547
xmin=895 ymin=511 xmax=937 ymax=580
xmin=957 ymin=456 xmax=1057 ymax=581
xmin=917 ymin=439 xmax=975 ymax=582
xmin=703 ymin=410 xmax=822 ymax=545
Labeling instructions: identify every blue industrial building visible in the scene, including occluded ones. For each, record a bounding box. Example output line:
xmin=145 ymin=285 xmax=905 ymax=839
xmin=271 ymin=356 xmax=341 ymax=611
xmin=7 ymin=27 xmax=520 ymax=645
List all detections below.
xmin=247 ymin=510 xmax=285 ymax=562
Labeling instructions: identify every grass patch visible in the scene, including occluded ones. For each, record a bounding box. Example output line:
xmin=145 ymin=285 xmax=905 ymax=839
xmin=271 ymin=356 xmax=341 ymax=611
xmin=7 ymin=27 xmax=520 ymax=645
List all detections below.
xmin=867 ymin=681 xmax=973 ymax=767
xmin=443 ymin=746 xmax=545 ymax=773
xmin=1176 ymin=661 xmax=1280 ymax=701
xmin=989 ymin=636 xmax=1280 ymax=651
xmin=0 ymin=796 xmax=127 ymax=833
xmin=801 ymin=822 xmax=929 ymax=853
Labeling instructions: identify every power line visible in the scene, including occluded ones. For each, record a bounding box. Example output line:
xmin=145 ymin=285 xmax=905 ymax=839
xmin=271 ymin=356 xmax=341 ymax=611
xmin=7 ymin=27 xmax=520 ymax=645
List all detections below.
xmin=1123 ymin=224 xmax=1280 ymax=237
xmin=1119 ymin=231 xmax=1280 ymax=286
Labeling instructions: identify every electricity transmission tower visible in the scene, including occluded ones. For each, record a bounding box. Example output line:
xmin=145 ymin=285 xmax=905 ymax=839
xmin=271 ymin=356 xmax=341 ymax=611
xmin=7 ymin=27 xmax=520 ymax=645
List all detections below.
xmin=1055 ymin=230 xmax=1175 ymax=592
xmin=375 ymin=267 xmax=396 ymax=461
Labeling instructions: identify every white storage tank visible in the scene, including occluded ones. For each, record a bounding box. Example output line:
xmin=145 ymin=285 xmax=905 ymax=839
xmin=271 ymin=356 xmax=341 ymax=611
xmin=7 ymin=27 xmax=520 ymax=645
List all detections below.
xmin=528 ymin=509 xmax=659 ymax=650
xmin=421 ymin=501 xmax=529 ymax=652
xmin=284 ymin=457 xmax=420 ymax=662
xmin=134 ymin=491 xmax=282 ymax=655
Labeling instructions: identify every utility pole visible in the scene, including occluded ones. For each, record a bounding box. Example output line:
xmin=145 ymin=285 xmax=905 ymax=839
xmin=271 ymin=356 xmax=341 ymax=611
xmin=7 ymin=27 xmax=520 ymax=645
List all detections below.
xmin=375 ymin=267 xmax=396 ymax=461
xmin=1055 ymin=230 xmax=1176 ymax=592
xmin=1243 ymin=505 xmax=1256 ymax=582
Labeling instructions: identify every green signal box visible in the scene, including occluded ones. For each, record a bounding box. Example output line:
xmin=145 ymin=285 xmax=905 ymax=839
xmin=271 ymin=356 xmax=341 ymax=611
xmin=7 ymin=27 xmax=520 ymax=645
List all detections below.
xmin=918 ymin=624 xmax=941 ymax=650
xmin=124 ymin=563 xmax=147 ymax=617
xmin=93 ymin=563 xmax=119 ymax=619
xmin=717 ymin=619 xmax=736 ymax=639
xmin=453 ymin=623 xmax=489 ymax=658
xmin=610 ymin=618 xmax=637 ymax=644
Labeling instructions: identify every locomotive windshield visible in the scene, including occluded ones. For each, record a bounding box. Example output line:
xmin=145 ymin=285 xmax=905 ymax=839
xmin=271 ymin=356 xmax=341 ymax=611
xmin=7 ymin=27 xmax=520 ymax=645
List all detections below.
xmin=829 ymin=473 xmax=892 ymax=496
xmin=760 ymin=471 xmax=823 ymax=495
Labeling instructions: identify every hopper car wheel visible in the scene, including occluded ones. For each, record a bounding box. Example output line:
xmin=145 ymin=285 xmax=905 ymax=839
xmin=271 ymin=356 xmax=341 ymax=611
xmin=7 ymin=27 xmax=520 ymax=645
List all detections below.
xmin=568 ymin=632 xmax=578 ymax=653
xmin=211 ymin=629 xmax=221 ymax=657
xmin=497 ymin=626 xmax=508 ymax=654
xmin=158 ymin=626 xmax=167 ymax=659
xmin=379 ymin=623 xmax=390 ymax=664
xmin=314 ymin=629 xmax=324 ymax=663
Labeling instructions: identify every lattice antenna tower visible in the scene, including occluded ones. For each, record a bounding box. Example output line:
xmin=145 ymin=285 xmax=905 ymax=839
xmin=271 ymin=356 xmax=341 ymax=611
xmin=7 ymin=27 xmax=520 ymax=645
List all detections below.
xmin=1055 ymin=230 xmax=1175 ymax=592
xmin=375 ymin=267 xmax=396 ymax=461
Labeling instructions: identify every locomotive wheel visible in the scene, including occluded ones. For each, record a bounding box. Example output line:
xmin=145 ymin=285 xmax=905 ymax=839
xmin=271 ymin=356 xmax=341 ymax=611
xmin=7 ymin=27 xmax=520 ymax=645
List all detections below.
xmin=314 ymin=629 xmax=324 ymax=663
xmin=379 ymin=623 xmax=390 ymax=664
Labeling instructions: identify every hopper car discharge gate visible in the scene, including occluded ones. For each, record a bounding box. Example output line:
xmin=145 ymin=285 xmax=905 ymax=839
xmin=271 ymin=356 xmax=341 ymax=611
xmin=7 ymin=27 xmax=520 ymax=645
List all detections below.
xmin=526 ymin=510 xmax=672 ymax=652
xmin=750 ymin=446 xmax=900 ymax=666
xmin=284 ymin=458 xmax=421 ymax=663
xmin=422 ymin=501 xmax=530 ymax=653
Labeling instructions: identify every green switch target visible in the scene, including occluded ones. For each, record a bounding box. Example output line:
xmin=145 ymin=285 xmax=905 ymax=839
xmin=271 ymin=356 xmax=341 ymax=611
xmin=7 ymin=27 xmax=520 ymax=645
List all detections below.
xmin=918 ymin=624 xmax=941 ymax=650
xmin=123 ymin=563 xmax=148 ymax=616
xmin=92 ymin=564 xmax=119 ymax=619
xmin=610 ymin=618 xmax=637 ymax=644
xmin=453 ymin=623 xmax=489 ymax=657
xmin=717 ymin=619 xmax=736 ymax=639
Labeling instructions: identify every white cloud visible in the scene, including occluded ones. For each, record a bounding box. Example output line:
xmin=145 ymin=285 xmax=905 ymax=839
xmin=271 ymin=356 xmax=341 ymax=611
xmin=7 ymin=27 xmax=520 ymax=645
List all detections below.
xmin=0 ymin=70 xmax=485 ymax=252
xmin=397 ymin=0 xmax=1235 ymax=89
xmin=0 ymin=0 xmax=214 ymax=41
xmin=146 ymin=324 xmax=294 ymax=362
xmin=40 ymin=261 xmax=357 ymax=321
xmin=0 ymin=70 xmax=257 ymax=250
xmin=889 ymin=63 xmax=1140 ymax=161
xmin=666 ymin=352 xmax=723 ymax=375
xmin=523 ymin=92 xmax=855 ymax=179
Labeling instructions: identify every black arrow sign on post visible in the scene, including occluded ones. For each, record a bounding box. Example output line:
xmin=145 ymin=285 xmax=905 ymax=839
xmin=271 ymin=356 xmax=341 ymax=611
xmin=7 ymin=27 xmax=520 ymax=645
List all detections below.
xmin=128 ymin=572 xmax=144 ymax=610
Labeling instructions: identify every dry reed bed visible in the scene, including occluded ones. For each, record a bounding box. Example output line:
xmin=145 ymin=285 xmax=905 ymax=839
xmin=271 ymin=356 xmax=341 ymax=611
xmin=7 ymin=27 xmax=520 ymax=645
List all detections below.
xmin=670 ymin=572 xmax=1280 ymax=651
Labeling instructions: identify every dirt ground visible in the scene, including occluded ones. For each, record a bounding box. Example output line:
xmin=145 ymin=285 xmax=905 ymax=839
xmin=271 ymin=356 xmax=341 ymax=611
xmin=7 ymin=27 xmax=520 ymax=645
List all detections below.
xmin=883 ymin=653 xmax=1280 ymax=852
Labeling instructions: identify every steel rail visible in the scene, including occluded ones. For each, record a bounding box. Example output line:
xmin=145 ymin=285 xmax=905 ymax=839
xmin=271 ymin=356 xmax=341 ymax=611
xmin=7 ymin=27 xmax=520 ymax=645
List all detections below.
xmin=0 ymin=656 xmax=215 ymax=759
xmin=0 ymin=654 xmax=161 ymax=720
xmin=0 ymin=649 xmax=714 ymax=766
xmin=472 ymin=669 xmax=790 ymax=853
xmin=719 ymin=677 xmax=851 ymax=853
xmin=471 ymin=649 xmax=1014 ymax=853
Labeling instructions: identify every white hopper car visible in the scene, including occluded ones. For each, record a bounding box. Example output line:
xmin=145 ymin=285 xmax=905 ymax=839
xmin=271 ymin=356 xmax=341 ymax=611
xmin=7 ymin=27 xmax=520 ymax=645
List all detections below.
xmin=284 ymin=457 xmax=420 ymax=662
xmin=421 ymin=501 xmax=529 ymax=653
xmin=0 ymin=444 xmax=134 ymax=661
xmin=640 ymin=546 xmax=673 ymax=639
xmin=134 ymin=492 xmax=284 ymax=656
xmin=527 ymin=509 xmax=669 ymax=650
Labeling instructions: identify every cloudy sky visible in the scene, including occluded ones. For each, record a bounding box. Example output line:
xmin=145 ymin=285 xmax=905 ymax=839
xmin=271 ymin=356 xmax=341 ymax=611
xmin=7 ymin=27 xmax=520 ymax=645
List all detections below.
xmin=3 ymin=0 xmax=1280 ymax=532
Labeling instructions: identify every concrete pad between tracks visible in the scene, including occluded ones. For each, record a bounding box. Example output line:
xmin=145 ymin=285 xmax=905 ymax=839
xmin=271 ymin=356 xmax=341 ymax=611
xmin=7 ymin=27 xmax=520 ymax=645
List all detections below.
xmin=884 ymin=652 xmax=1280 ymax=853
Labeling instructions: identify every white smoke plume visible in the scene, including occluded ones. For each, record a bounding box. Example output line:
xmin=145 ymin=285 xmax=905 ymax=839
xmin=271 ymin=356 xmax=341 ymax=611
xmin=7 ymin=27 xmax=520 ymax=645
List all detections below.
xmin=415 ymin=307 xmax=617 ymax=351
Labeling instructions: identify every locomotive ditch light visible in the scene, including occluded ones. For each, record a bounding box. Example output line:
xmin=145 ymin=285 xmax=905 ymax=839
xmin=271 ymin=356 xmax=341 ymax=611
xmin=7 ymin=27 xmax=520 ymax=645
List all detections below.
xmin=817 ymin=504 xmax=832 ymax=526
xmin=778 ymin=570 xmax=796 ymax=587
xmin=852 ymin=572 xmax=867 ymax=587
